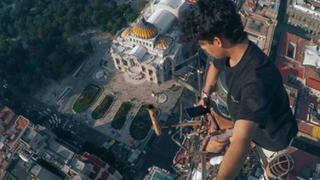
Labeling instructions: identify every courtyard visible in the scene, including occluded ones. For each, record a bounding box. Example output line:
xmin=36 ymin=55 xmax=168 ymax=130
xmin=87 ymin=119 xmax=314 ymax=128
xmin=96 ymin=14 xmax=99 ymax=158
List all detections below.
xmin=92 ymin=72 xmax=184 ymax=146
xmin=35 ymin=32 xmax=184 ymax=147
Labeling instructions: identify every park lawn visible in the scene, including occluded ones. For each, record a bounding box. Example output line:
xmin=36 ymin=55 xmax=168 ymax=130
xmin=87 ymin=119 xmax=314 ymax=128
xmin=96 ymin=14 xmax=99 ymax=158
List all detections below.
xmin=111 ymin=102 xmax=133 ymax=129
xmin=92 ymin=95 xmax=115 ymax=119
xmin=129 ymin=105 xmax=151 ymax=140
xmin=73 ymin=84 xmax=101 ymax=113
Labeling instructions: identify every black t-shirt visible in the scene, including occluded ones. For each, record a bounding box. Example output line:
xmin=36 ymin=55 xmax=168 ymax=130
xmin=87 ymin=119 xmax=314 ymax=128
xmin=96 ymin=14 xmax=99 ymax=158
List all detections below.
xmin=211 ymin=41 xmax=298 ymax=151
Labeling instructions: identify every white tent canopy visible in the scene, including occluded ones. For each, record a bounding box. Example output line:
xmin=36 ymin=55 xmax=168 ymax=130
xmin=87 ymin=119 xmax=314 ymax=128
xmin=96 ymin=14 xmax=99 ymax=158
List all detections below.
xmin=303 ymin=45 xmax=320 ymax=68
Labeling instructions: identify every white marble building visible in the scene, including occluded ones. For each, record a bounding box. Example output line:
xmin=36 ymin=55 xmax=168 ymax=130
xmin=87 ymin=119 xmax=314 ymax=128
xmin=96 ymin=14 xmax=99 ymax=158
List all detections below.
xmin=110 ymin=0 xmax=187 ymax=84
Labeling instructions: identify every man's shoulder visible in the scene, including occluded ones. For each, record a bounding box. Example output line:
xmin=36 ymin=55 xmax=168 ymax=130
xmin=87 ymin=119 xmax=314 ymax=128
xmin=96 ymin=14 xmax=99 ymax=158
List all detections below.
xmin=244 ymin=45 xmax=280 ymax=83
xmin=248 ymin=44 xmax=269 ymax=68
xmin=212 ymin=57 xmax=227 ymax=70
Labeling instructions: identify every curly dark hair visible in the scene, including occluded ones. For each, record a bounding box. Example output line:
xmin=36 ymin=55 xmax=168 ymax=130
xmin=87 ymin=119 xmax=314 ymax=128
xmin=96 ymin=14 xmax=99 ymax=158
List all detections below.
xmin=181 ymin=0 xmax=247 ymax=44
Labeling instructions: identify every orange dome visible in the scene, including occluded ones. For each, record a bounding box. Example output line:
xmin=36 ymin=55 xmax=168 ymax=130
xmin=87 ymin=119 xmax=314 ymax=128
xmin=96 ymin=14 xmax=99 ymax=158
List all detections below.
xmin=132 ymin=18 xmax=158 ymax=39
xmin=155 ymin=36 xmax=173 ymax=50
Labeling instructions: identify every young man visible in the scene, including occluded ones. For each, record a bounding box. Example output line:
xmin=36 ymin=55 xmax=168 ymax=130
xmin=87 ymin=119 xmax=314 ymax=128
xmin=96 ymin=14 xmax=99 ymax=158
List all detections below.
xmin=183 ymin=0 xmax=298 ymax=179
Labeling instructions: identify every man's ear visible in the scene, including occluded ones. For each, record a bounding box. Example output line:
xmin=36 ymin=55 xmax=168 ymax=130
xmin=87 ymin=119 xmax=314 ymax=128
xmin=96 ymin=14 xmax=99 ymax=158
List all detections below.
xmin=213 ymin=36 xmax=223 ymax=48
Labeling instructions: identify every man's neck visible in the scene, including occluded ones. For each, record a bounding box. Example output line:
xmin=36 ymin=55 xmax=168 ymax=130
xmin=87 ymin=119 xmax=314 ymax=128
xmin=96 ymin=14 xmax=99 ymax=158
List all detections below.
xmin=227 ymin=39 xmax=249 ymax=68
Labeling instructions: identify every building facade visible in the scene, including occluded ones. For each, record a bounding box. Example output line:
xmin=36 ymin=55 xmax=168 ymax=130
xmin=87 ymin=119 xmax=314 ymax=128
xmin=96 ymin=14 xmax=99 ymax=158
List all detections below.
xmin=276 ymin=31 xmax=320 ymax=140
xmin=110 ymin=0 xmax=187 ymax=84
xmin=0 ymin=106 xmax=122 ymax=180
xmin=287 ymin=0 xmax=320 ymax=38
xmin=277 ymin=32 xmax=320 ymax=94
xmin=239 ymin=0 xmax=280 ymax=55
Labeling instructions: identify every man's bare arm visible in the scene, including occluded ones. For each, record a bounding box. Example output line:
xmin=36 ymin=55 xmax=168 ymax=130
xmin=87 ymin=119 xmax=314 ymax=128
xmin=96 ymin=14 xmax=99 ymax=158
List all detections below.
xmin=216 ymin=120 xmax=257 ymax=180
xmin=203 ymin=62 xmax=219 ymax=94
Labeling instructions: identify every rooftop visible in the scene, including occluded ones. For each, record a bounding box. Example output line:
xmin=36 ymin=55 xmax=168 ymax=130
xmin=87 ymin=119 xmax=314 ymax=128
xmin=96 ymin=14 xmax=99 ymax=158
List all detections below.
xmin=0 ymin=108 xmax=28 ymax=179
xmin=144 ymin=166 xmax=174 ymax=180
xmin=130 ymin=45 xmax=148 ymax=60
xmin=240 ymin=0 xmax=280 ymax=19
xmin=78 ymin=152 xmax=113 ymax=180
xmin=21 ymin=127 xmax=48 ymax=151
xmin=132 ymin=18 xmax=158 ymax=39
xmin=30 ymin=163 xmax=64 ymax=180
xmin=147 ymin=9 xmax=176 ymax=34
xmin=48 ymin=140 xmax=74 ymax=163
xmin=5 ymin=115 xmax=29 ymax=149
xmin=292 ymin=0 xmax=320 ymax=17
xmin=159 ymin=0 xmax=184 ymax=9
xmin=244 ymin=13 xmax=276 ymax=54
xmin=0 ymin=106 xmax=16 ymax=133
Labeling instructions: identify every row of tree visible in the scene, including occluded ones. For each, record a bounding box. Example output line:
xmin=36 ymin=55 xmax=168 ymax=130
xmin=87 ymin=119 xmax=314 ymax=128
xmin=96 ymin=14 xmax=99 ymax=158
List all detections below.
xmin=0 ymin=0 xmax=138 ymax=98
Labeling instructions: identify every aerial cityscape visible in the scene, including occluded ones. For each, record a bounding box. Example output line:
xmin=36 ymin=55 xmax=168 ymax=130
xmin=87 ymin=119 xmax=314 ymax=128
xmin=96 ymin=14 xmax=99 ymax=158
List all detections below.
xmin=0 ymin=0 xmax=320 ymax=180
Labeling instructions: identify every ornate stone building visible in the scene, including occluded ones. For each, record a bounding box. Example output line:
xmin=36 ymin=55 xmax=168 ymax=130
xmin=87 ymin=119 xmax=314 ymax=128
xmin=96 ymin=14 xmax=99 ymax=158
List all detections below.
xmin=110 ymin=0 xmax=187 ymax=84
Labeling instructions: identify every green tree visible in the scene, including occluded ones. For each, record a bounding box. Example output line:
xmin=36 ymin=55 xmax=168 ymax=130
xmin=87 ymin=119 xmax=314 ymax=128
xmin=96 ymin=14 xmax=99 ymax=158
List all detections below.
xmin=0 ymin=0 xmax=140 ymax=100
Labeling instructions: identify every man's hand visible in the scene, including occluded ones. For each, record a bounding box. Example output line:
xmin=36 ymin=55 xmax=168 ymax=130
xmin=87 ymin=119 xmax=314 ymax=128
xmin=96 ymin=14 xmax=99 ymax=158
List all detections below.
xmin=216 ymin=119 xmax=257 ymax=180
xmin=200 ymin=62 xmax=219 ymax=108
xmin=198 ymin=97 xmax=209 ymax=108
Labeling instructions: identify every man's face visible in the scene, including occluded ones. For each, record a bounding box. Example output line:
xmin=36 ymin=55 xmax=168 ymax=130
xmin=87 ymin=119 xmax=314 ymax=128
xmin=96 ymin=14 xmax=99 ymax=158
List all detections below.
xmin=199 ymin=39 xmax=227 ymax=59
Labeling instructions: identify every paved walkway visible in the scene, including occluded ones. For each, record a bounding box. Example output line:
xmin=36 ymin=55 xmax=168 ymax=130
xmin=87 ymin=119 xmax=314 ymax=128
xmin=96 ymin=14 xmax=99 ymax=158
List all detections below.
xmin=123 ymin=73 xmax=146 ymax=85
xmin=92 ymin=72 xmax=183 ymax=146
